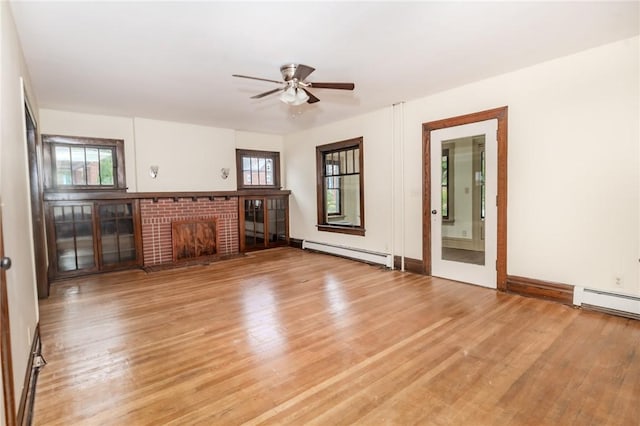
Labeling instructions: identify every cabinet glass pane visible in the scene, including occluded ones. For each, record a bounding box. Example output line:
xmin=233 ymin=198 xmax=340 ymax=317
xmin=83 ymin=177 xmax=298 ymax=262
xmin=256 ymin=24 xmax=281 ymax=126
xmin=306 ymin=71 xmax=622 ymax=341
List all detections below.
xmin=53 ymin=203 xmax=95 ymax=272
xmin=99 ymin=203 xmax=136 ymax=266
xmin=244 ymin=199 xmax=265 ymax=249
xmin=267 ymin=198 xmax=286 ymax=244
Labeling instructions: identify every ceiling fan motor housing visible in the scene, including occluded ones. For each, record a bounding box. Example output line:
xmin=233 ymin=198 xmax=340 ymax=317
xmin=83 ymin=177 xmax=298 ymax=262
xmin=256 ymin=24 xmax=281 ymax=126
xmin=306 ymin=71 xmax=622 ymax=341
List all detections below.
xmin=280 ymin=64 xmax=299 ymax=82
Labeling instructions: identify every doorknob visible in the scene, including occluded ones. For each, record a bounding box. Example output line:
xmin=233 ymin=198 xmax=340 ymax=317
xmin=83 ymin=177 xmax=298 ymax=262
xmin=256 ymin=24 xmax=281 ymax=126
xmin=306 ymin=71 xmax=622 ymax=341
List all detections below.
xmin=431 ymin=210 xmax=438 ymax=215
xmin=0 ymin=257 xmax=11 ymax=270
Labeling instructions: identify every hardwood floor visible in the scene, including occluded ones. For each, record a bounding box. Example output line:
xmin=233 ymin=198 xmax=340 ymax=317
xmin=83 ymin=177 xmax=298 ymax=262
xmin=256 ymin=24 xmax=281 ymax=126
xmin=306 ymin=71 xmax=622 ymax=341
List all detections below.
xmin=34 ymin=248 xmax=639 ymax=425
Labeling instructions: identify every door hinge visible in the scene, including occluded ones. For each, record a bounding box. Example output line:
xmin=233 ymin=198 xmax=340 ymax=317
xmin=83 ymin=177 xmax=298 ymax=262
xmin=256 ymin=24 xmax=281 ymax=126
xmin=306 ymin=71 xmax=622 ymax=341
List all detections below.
xmin=496 ymin=195 xmax=498 ymax=207
xmin=496 ymin=260 xmax=498 ymax=271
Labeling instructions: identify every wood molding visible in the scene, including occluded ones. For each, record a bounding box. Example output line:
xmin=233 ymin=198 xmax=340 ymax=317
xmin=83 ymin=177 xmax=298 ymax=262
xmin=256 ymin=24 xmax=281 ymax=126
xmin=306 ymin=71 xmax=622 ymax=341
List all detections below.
xmin=505 ymin=275 xmax=574 ymax=305
xmin=16 ymin=324 xmax=41 ymax=426
xmin=393 ymin=256 xmax=425 ymax=274
xmin=422 ymin=106 xmax=508 ymax=289
xmin=289 ymin=238 xmax=304 ymax=249
xmin=44 ymin=189 xmax=291 ymax=202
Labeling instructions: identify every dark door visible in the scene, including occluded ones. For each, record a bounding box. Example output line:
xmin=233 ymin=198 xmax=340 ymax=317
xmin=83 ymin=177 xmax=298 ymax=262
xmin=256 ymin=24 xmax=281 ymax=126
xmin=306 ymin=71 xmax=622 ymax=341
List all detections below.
xmin=25 ymin=104 xmax=49 ymax=298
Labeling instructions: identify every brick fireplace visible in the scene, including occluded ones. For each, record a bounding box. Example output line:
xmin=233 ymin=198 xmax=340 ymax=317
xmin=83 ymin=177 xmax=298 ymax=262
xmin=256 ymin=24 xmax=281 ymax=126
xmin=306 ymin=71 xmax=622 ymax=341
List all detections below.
xmin=139 ymin=197 xmax=239 ymax=266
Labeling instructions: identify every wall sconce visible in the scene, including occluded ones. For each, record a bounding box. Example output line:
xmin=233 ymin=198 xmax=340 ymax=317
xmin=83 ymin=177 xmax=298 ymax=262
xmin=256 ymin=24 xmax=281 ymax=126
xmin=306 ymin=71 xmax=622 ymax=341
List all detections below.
xmin=221 ymin=168 xmax=230 ymax=180
xmin=149 ymin=165 xmax=159 ymax=179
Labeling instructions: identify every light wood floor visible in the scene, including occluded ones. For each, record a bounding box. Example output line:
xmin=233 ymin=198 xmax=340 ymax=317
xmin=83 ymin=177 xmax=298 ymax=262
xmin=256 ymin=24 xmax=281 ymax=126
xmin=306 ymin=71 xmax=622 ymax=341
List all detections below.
xmin=34 ymin=248 xmax=639 ymax=425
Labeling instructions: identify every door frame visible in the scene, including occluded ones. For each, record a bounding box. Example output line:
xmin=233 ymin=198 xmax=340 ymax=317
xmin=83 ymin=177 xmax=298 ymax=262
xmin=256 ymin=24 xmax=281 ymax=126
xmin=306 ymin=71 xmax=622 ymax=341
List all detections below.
xmin=422 ymin=106 xmax=508 ymax=290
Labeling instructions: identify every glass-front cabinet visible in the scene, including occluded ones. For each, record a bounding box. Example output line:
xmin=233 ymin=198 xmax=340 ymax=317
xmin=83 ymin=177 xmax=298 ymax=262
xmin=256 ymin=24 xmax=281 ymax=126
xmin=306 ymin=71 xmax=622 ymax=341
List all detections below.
xmin=47 ymin=200 xmax=142 ymax=278
xmin=51 ymin=204 xmax=96 ymax=273
xmin=239 ymin=195 xmax=288 ymax=252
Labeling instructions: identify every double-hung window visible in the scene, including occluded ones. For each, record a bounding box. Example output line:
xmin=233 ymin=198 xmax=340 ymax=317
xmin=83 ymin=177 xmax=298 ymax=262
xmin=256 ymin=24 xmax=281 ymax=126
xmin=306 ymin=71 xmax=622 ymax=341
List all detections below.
xmin=316 ymin=137 xmax=365 ymax=236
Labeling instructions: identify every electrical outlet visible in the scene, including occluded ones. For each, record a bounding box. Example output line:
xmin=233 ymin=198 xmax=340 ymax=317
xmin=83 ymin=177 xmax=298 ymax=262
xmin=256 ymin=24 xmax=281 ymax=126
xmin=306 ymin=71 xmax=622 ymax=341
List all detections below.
xmin=615 ymin=276 xmax=623 ymax=287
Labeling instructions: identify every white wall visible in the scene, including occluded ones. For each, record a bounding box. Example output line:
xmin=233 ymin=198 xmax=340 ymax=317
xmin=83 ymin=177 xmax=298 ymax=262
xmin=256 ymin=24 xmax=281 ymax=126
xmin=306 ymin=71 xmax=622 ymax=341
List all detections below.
xmin=133 ymin=117 xmax=236 ymax=192
xmin=39 ymin=113 xmax=284 ymax=193
xmin=285 ymin=108 xmax=393 ymax=254
xmin=286 ymin=36 xmax=639 ymax=296
xmin=0 ymin=1 xmax=40 ymax=415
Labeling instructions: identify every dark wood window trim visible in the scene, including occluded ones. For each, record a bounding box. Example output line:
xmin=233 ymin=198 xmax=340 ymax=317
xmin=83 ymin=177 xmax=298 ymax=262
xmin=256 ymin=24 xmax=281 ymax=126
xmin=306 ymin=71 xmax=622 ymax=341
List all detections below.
xmin=42 ymin=134 xmax=126 ymax=192
xmin=235 ymin=149 xmax=281 ymax=190
xmin=316 ymin=137 xmax=365 ymax=236
xmin=422 ymin=106 xmax=508 ymax=289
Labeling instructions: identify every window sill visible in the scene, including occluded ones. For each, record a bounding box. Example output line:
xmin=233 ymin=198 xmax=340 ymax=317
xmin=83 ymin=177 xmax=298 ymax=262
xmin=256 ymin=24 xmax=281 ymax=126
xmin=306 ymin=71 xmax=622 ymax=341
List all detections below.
xmin=317 ymin=224 xmax=365 ymax=236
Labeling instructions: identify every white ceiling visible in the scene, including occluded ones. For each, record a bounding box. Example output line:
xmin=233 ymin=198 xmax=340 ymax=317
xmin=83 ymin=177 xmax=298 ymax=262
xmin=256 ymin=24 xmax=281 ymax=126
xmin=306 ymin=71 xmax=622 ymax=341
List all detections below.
xmin=10 ymin=1 xmax=639 ymax=135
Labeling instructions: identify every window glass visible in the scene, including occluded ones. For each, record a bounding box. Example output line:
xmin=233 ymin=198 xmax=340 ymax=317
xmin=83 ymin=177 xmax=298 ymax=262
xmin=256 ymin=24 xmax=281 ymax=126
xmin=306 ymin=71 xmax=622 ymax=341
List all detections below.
xmin=44 ymin=135 xmax=124 ymax=190
xmin=236 ymin=149 xmax=281 ymax=189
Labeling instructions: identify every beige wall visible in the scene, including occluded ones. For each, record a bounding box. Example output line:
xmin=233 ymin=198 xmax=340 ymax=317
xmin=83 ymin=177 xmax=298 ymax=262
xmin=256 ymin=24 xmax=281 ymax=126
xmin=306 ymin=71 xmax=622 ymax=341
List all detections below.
xmin=0 ymin=1 xmax=40 ymax=415
xmin=286 ymin=36 xmax=639 ymax=296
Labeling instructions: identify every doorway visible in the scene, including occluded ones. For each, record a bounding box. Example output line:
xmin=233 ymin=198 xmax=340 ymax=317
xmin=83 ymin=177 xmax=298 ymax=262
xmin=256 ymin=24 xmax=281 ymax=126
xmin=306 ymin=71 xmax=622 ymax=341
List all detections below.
xmin=24 ymin=96 xmax=49 ymax=298
xmin=422 ymin=107 xmax=508 ymax=290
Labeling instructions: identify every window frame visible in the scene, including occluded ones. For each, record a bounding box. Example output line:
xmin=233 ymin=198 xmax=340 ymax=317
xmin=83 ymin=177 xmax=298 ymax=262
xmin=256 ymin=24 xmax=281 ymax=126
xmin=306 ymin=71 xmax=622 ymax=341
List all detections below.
xmin=315 ymin=137 xmax=365 ymax=236
xmin=235 ymin=149 xmax=281 ymax=190
xmin=42 ymin=134 xmax=126 ymax=192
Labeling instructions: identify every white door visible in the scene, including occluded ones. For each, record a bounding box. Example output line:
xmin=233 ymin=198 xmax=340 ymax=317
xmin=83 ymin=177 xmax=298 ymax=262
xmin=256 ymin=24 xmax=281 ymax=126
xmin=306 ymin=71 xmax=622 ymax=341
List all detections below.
xmin=430 ymin=119 xmax=497 ymax=288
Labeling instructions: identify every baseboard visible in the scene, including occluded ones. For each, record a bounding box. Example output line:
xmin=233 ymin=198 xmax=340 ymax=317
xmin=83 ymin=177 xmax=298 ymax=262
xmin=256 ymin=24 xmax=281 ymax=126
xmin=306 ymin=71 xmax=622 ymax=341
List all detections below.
xmin=302 ymin=240 xmax=392 ymax=268
xmin=505 ymin=275 xmax=574 ymax=305
xmin=17 ymin=324 xmax=41 ymax=426
xmin=289 ymin=238 xmax=304 ymax=249
xmin=574 ymin=287 xmax=640 ymax=320
xmin=393 ymin=256 xmax=425 ymax=274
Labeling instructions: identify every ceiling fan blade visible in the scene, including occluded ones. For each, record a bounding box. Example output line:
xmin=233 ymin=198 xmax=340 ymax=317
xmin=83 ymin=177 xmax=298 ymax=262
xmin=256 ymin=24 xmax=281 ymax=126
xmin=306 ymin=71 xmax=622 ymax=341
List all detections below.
xmin=250 ymin=87 xmax=283 ymax=99
xmin=303 ymin=89 xmax=320 ymax=104
xmin=308 ymin=82 xmax=355 ymax=90
xmin=293 ymin=64 xmax=315 ymax=81
xmin=232 ymin=74 xmax=283 ymax=84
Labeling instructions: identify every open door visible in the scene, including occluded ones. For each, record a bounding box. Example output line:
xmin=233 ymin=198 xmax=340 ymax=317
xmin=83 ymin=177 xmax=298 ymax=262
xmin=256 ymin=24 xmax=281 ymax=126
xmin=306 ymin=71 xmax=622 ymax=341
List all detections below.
xmin=0 ymin=205 xmax=16 ymax=425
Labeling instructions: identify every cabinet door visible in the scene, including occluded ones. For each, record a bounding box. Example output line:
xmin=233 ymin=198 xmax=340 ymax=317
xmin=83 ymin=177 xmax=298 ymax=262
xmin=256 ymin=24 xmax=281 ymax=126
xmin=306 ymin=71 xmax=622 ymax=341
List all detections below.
xmin=50 ymin=204 xmax=97 ymax=274
xmin=241 ymin=198 xmax=266 ymax=251
xmin=267 ymin=197 xmax=288 ymax=247
xmin=97 ymin=201 xmax=140 ymax=269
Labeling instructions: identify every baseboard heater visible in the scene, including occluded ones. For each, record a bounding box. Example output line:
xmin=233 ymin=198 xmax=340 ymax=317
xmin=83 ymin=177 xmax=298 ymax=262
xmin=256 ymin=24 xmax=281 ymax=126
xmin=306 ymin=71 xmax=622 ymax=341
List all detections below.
xmin=302 ymin=240 xmax=393 ymax=268
xmin=574 ymin=287 xmax=640 ymax=320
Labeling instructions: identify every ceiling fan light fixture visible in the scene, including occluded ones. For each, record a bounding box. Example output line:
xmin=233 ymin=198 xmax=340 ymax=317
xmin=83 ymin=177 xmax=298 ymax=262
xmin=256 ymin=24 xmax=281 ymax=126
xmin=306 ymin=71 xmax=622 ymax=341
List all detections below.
xmin=280 ymin=86 xmax=297 ymax=104
xmin=291 ymin=88 xmax=309 ymax=106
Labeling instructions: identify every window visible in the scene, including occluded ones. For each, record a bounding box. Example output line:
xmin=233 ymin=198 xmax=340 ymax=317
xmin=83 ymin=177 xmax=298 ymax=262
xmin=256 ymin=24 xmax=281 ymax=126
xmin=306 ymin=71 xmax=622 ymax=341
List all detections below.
xmin=316 ymin=137 xmax=365 ymax=236
xmin=43 ymin=135 xmax=126 ymax=191
xmin=236 ymin=149 xmax=281 ymax=189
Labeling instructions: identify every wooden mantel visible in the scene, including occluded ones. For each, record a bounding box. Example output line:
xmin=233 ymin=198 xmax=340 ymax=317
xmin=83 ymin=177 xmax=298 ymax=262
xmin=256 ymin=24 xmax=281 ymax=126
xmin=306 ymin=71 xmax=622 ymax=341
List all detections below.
xmin=43 ymin=189 xmax=291 ymax=202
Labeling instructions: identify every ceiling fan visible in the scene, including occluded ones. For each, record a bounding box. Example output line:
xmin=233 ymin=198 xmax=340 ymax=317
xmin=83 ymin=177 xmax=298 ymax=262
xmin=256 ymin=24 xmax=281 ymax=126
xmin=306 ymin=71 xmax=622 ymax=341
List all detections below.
xmin=232 ymin=64 xmax=355 ymax=106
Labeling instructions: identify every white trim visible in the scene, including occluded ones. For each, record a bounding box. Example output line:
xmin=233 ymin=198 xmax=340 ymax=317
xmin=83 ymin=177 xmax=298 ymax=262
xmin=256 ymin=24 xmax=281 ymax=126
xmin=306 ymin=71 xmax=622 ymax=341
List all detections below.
xmin=574 ymin=286 xmax=640 ymax=318
xmin=302 ymin=240 xmax=392 ymax=268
